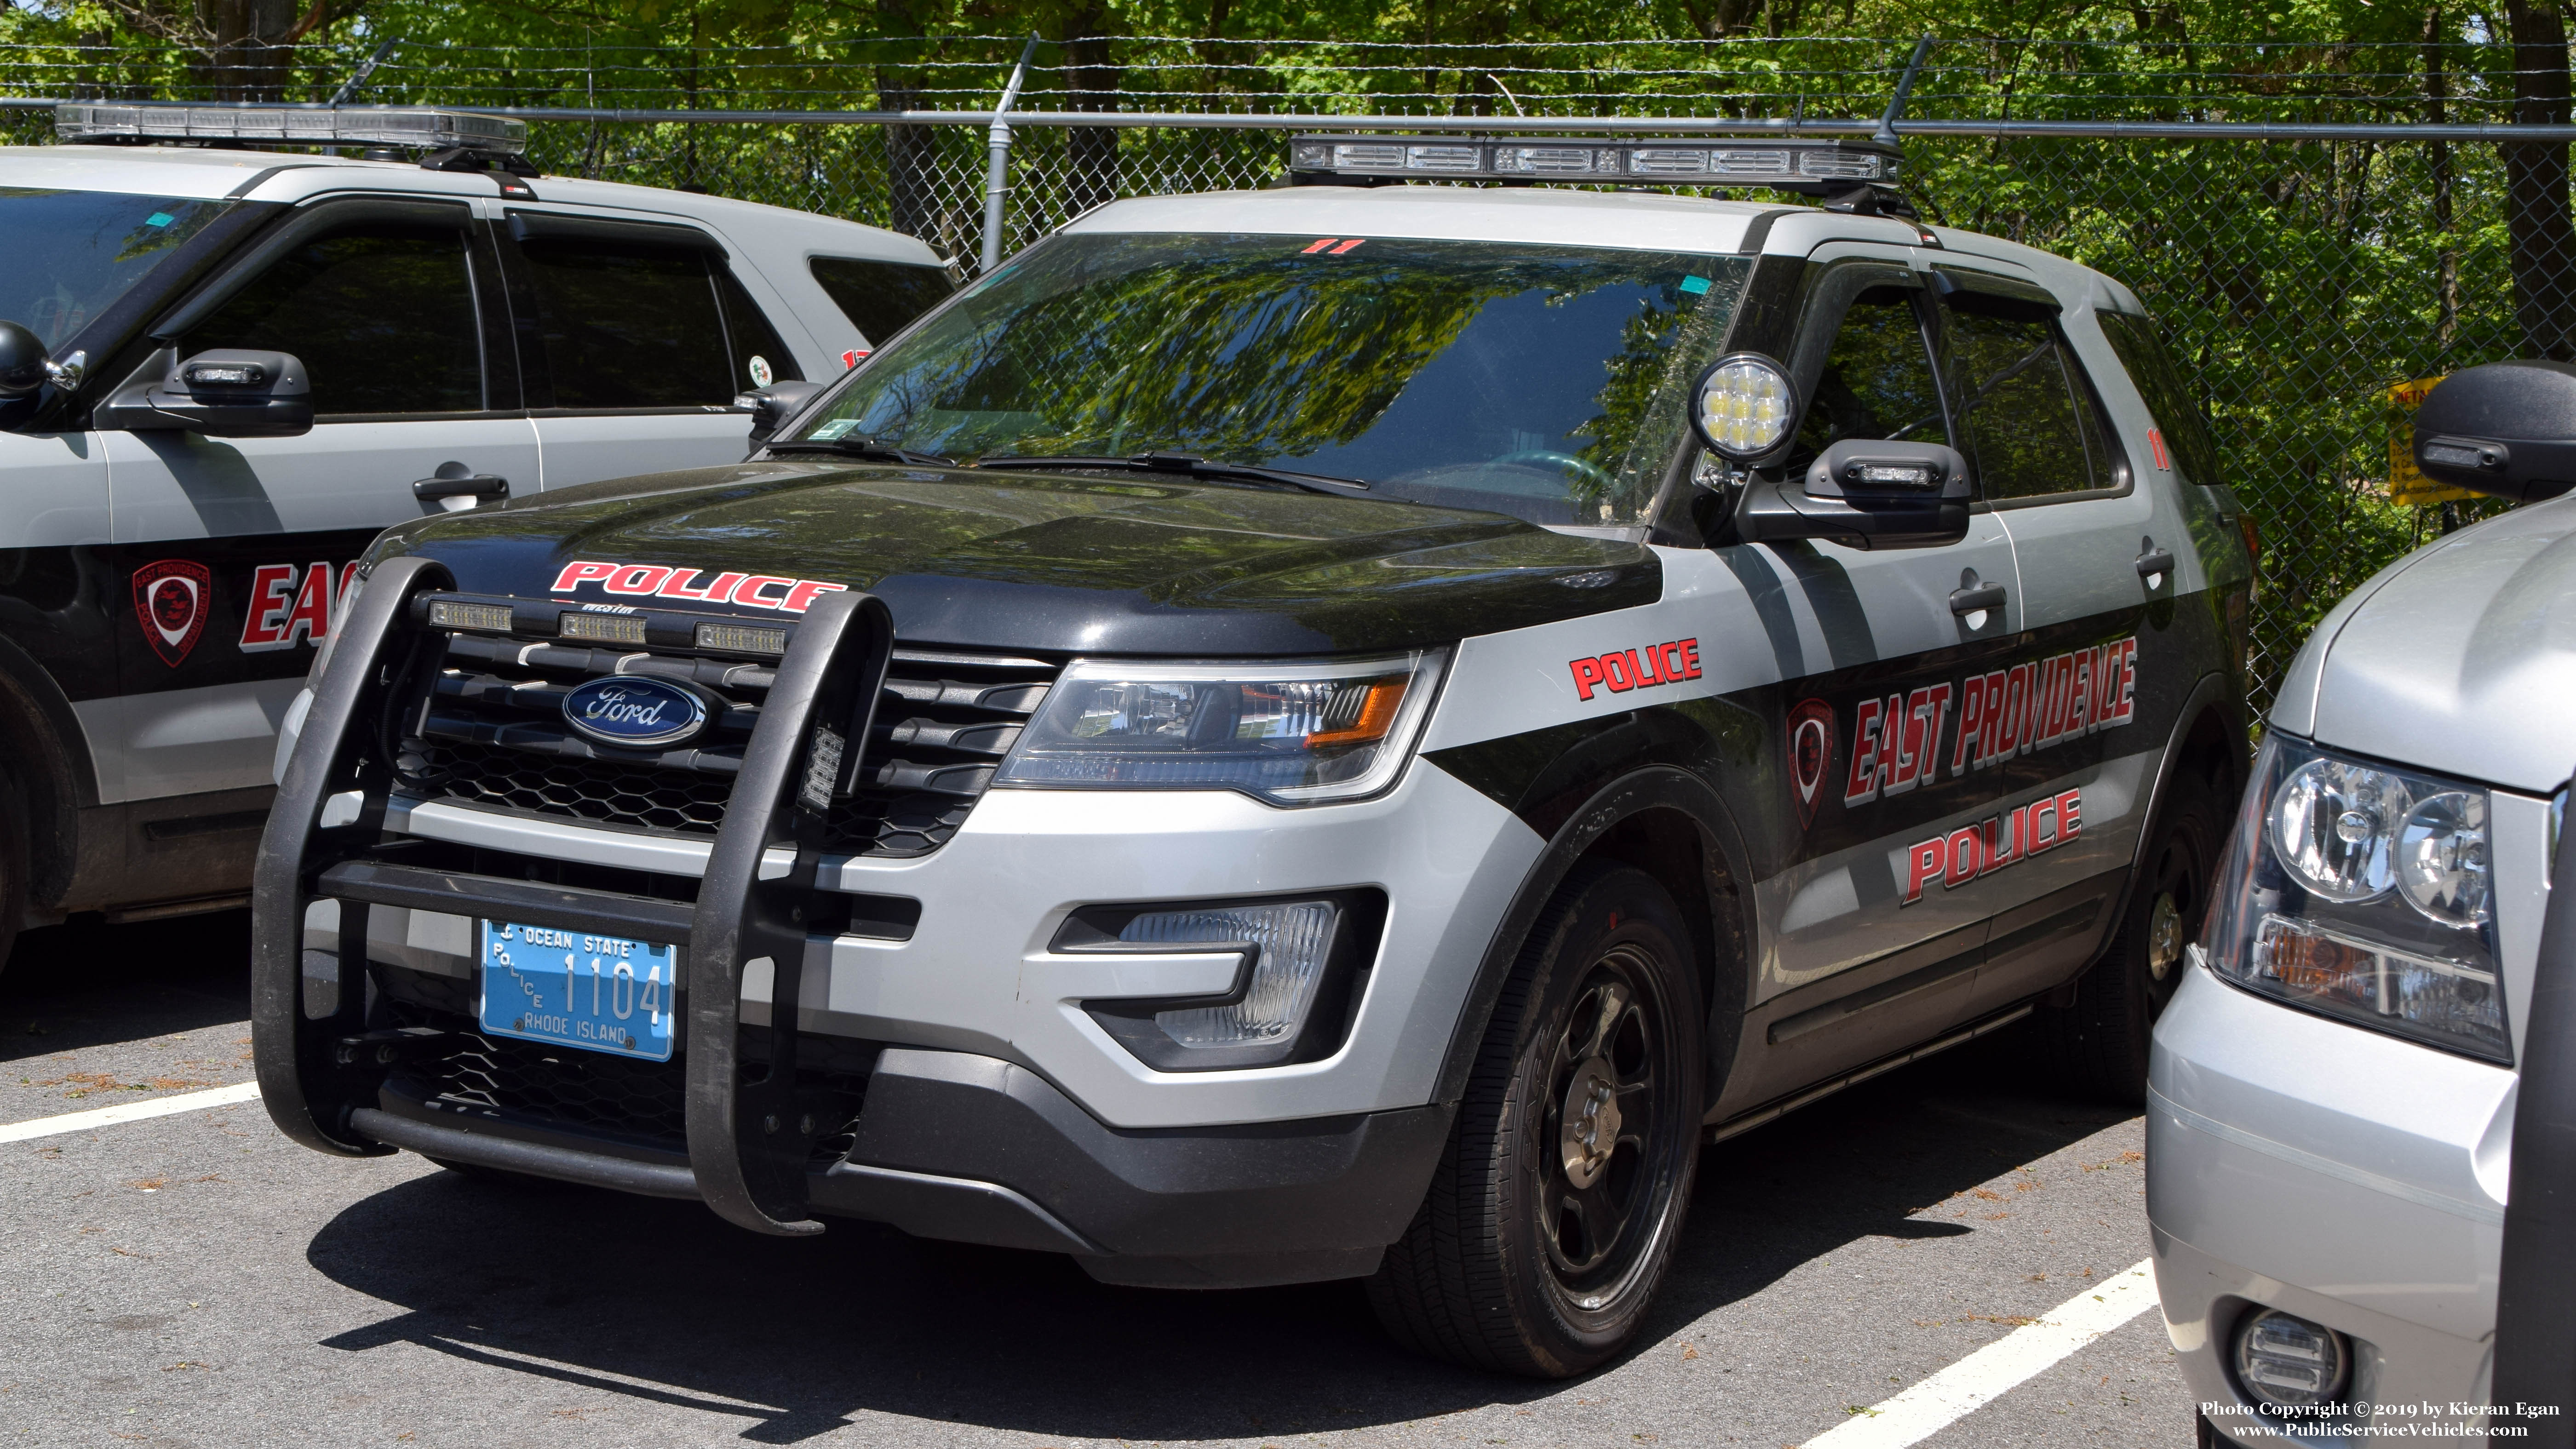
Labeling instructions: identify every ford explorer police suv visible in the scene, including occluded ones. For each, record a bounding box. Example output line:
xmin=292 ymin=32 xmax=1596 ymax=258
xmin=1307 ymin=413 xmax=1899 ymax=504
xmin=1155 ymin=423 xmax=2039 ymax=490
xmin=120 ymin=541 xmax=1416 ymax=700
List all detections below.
xmin=0 ymin=103 xmax=949 ymax=951
xmin=255 ymin=135 xmax=2255 ymax=1378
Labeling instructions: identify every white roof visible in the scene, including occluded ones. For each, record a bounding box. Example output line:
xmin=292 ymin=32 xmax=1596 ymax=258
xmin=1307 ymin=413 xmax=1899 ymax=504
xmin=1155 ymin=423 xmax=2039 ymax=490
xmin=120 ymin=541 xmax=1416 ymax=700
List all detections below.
xmin=0 ymin=144 xmax=941 ymax=267
xmin=1067 ymin=185 xmax=1779 ymax=255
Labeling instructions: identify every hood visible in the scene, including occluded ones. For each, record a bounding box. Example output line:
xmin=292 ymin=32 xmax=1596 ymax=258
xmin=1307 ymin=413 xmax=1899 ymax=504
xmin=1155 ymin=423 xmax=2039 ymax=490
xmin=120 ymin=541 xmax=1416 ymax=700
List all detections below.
xmin=2292 ymin=494 xmax=2576 ymax=795
xmin=369 ymin=459 xmax=1662 ymax=656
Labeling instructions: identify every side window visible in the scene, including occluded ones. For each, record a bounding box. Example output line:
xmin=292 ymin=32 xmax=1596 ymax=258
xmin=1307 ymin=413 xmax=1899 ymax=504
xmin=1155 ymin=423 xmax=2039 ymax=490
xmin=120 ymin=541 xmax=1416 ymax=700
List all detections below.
xmin=183 ymin=225 xmax=482 ymax=416
xmin=1942 ymin=307 xmax=2118 ymax=502
xmin=715 ymin=269 xmax=801 ymax=390
xmin=1782 ymin=285 xmax=1946 ymax=478
xmin=514 ymin=237 xmax=734 ymax=410
xmin=808 ymin=256 xmax=954 ymax=346
xmin=2096 ymin=310 xmax=2222 ymax=487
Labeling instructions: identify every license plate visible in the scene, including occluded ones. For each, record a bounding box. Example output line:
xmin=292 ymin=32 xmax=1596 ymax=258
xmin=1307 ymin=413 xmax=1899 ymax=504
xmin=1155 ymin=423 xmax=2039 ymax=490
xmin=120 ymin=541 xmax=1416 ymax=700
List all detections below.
xmin=477 ymin=920 xmax=678 ymax=1062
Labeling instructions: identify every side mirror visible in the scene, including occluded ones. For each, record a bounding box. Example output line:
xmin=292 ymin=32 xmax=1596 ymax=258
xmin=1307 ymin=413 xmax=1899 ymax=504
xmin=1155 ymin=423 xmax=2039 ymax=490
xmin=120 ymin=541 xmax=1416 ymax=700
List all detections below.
xmin=741 ymin=380 xmax=826 ymax=446
xmin=1734 ymin=438 xmax=1973 ymax=551
xmin=2414 ymin=361 xmax=2576 ymax=503
xmin=96 ymin=349 xmax=313 ymax=438
xmin=0 ymin=320 xmax=49 ymax=398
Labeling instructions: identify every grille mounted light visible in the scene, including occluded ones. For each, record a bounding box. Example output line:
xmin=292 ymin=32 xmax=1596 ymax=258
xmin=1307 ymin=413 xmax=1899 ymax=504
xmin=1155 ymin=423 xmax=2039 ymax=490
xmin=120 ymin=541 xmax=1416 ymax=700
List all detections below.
xmin=55 ymin=102 xmax=527 ymax=154
xmin=1288 ymin=133 xmax=1899 ymax=195
xmin=558 ymin=611 xmax=647 ymax=646
xmin=427 ymin=600 xmax=513 ymax=634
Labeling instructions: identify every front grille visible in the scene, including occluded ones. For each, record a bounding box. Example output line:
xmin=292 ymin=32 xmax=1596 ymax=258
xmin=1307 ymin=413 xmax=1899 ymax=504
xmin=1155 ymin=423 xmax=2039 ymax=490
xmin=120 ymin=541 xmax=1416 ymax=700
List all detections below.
xmin=402 ymin=613 xmax=1059 ymax=858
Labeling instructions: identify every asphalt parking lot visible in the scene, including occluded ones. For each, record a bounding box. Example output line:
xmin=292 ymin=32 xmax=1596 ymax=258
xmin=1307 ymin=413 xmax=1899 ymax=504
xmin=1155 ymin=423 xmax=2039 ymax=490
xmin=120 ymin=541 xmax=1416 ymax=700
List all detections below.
xmin=3 ymin=912 xmax=2188 ymax=1449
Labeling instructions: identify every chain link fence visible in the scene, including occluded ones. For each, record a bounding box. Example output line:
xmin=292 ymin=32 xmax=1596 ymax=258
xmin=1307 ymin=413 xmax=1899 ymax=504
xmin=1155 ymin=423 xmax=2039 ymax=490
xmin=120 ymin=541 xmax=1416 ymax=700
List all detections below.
xmin=5 ymin=34 xmax=2570 ymax=711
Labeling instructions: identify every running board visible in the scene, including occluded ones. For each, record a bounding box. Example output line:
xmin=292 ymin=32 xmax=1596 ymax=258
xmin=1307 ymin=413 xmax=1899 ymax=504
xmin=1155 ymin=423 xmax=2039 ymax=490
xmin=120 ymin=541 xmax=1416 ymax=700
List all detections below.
xmin=1705 ymin=1001 xmax=2037 ymax=1145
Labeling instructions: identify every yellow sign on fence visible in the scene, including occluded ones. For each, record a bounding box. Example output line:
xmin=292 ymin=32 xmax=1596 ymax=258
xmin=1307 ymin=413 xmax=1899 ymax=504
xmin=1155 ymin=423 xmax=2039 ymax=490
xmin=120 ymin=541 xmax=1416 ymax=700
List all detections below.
xmin=2386 ymin=376 xmax=2479 ymax=508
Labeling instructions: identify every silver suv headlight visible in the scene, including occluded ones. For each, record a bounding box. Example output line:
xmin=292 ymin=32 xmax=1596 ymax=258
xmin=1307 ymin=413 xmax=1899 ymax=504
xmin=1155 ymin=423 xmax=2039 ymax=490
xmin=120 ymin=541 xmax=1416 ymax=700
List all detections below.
xmin=2198 ymin=733 xmax=2509 ymax=1063
xmin=993 ymin=649 xmax=1446 ymax=805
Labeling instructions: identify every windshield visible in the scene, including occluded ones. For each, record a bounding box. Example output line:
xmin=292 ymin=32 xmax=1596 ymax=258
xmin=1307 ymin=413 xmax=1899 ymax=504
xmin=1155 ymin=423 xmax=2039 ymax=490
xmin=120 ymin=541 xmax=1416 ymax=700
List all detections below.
xmin=0 ymin=189 xmax=237 ymax=349
xmin=790 ymin=233 xmax=1751 ymax=526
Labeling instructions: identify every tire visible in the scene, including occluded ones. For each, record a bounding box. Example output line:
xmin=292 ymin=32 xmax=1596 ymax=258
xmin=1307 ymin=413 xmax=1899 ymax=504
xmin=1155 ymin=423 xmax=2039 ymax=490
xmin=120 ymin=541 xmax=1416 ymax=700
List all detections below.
xmin=0 ymin=771 xmax=29 ymax=978
xmin=2036 ymin=770 xmax=2222 ymax=1104
xmin=1367 ymin=862 xmax=1705 ymax=1378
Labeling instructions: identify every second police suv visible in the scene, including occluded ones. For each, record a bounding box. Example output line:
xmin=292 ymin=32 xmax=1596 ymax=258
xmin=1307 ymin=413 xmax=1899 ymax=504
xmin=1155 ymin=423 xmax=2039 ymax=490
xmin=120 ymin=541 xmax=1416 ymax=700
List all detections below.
xmin=257 ymin=132 xmax=2257 ymax=1376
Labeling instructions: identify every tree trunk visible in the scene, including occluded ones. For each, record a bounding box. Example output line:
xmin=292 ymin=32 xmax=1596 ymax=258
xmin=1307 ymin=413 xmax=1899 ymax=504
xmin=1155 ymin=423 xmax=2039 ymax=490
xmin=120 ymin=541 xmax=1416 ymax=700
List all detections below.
xmin=874 ymin=0 xmax=942 ymax=248
xmin=2505 ymin=0 xmax=2576 ymax=360
xmin=194 ymin=0 xmax=301 ymax=101
xmin=1063 ymin=15 xmax=1123 ymax=219
xmin=2425 ymin=9 xmax=2461 ymax=362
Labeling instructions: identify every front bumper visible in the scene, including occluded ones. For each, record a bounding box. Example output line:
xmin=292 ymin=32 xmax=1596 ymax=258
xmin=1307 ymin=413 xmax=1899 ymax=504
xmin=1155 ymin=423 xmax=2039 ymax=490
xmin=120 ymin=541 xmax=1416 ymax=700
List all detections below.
xmin=357 ymin=1042 xmax=1449 ymax=1288
xmin=256 ymin=563 xmax=1529 ymax=1272
xmin=2148 ymin=966 xmax=2513 ymax=1443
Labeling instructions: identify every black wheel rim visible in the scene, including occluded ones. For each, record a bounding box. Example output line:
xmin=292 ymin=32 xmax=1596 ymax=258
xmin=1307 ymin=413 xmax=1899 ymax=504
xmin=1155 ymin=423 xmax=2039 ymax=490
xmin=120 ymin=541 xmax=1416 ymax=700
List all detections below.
xmin=2143 ymin=818 xmax=2209 ymax=1020
xmin=1533 ymin=944 xmax=1679 ymax=1306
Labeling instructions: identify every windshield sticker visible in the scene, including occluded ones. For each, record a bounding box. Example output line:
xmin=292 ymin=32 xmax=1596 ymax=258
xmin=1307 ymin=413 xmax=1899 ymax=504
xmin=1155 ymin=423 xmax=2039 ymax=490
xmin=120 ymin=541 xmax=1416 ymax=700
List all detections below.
xmin=144 ymin=211 xmax=175 ymax=229
xmin=548 ymin=560 xmax=849 ymax=613
xmin=1569 ymin=638 xmax=1703 ymax=701
xmin=747 ymin=355 xmax=774 ymax=388
xmin=809 ymin=418 xmax=859 ymax=441
xmin=1679 ymin=275 xmax=1711 ymax=295
xmin=1901 ymin=789 xmax=2083 ymax=905
xmin=1300 ymin=238 xmax=1340 ymax=254
xmin=840 ymin=349 xmax=868 ymax=369
xmin=1329 ymin=238 xmax=1366 ymax=254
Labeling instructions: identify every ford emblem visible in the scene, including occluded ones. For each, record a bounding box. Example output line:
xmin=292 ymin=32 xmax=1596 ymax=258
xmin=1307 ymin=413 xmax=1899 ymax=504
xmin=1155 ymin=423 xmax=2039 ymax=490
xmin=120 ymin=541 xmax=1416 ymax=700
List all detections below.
xmin=561 ymin=676 xmax=709 ymax=749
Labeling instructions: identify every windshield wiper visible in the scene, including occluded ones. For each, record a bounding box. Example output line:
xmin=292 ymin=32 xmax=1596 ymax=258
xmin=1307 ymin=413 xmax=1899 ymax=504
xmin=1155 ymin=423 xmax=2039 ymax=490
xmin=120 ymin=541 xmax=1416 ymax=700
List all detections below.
xmin=767 ymin=436 xmax=954 ymax=467
xmin=970 ymin=452 xmax=1371 ymax=496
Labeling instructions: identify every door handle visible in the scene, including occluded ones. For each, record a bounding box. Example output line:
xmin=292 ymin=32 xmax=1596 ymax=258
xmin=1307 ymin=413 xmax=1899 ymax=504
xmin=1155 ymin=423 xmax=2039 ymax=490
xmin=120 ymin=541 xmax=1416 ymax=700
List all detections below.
xmin=413 ymin=473 xmax=510 ymax=503
xmin=2135 ymin=545 xmax=2177 ymax=587
xmin=1949 ymin=582 xmax=2007 ymax=617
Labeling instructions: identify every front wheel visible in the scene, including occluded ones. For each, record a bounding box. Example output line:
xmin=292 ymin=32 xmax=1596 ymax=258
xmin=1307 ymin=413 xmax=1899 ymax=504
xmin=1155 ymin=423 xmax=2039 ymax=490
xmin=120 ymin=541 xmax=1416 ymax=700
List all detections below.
xmin=1367 ymin=862 xmax=1705 ymax=1377
xmin=2036 ymin=771 xmax=2221 ymax=1103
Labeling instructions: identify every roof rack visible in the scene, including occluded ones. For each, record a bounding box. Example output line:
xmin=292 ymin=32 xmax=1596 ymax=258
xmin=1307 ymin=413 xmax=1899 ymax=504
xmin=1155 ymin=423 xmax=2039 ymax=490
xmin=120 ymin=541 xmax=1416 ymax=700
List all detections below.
xmin=53 ymin=101 xmax=526 ymax=156
xmin=1284 ymin=133 xmax=1914 ymax=216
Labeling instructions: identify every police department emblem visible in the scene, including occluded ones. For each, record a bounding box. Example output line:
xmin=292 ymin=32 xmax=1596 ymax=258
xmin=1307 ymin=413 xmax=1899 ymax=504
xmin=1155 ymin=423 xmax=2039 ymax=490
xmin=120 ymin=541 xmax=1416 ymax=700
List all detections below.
xmin=132 ymin=559 xmax=211 ymax=668
xmin=1786 ymin=697 xmax=1836 ymax=829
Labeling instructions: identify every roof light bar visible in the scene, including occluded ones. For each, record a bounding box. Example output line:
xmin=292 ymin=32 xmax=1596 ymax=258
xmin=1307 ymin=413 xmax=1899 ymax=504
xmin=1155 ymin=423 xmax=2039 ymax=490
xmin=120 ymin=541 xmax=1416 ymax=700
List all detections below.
xmin=1288 ymin=134 xmax=1900 ymax=192
xmin=54 ymin=102 xmax=526 ymax=154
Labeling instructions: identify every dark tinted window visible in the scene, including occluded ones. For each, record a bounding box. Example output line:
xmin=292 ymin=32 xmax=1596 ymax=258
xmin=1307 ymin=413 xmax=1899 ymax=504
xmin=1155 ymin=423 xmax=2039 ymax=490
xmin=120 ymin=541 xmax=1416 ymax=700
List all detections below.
xmin=1784 ymin=286 xmax=1945 ymax=476
xmin=715 ymin=268 xmax=801 ymax=389
xmin=1945 ymin=309 xmax=2116 ymax=501
xmin=2097 ymin=310 xmax=2222 ymax=487
xmin=809 ymin=256 xmax=953 ymax=346
xmin=184 ymin=226 xmax=481 ymax=415
xmin=517 ymin=240 xmax=731 ymax=409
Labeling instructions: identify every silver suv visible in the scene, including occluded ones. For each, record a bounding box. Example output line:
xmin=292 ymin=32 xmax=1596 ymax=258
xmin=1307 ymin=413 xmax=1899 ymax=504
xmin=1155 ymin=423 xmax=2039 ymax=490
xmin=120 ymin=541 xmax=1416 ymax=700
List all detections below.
xmin=2149 ymin=360 xmax=2576 ymax=1443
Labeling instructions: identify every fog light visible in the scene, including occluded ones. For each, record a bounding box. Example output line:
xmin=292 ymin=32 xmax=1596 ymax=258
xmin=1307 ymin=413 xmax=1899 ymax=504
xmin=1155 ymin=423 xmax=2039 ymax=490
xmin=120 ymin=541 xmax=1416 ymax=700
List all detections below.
xmin=2231 ymin=1309 xmax=2348 ymax=1407
xmin=1125 ymin=900 xmax=1339 ymax=1048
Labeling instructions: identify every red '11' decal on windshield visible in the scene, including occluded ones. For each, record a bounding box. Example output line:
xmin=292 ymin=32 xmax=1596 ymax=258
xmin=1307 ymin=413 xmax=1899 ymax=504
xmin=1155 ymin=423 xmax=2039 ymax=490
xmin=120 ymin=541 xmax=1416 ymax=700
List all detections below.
xmin=1570 ymin=639 xmax=1701 ymax=701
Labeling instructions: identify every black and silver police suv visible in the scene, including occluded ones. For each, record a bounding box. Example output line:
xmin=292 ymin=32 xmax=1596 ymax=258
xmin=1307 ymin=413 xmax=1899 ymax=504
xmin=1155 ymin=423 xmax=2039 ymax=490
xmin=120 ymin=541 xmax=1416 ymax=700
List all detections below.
xmin=256 ymin=137 xmax=2255 ymax=1376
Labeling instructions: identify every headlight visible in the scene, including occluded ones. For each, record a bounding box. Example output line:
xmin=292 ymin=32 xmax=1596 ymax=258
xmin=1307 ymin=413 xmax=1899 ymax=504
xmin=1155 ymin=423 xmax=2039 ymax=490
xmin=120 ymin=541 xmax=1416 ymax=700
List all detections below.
xmin=994 ymin=650 xmax=1446 ymax=805
xmin=2199 ymin=734 xmax=2509 ymax=1063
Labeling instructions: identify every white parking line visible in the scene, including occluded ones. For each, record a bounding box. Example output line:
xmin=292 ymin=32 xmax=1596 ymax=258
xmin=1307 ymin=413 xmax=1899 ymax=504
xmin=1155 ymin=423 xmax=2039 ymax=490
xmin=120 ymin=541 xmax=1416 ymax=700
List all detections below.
xmin=0 ymin=1081 xmax=264 ymax=1144
xmin=1802 ymin=1257 xmax=2160 ymax=1449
